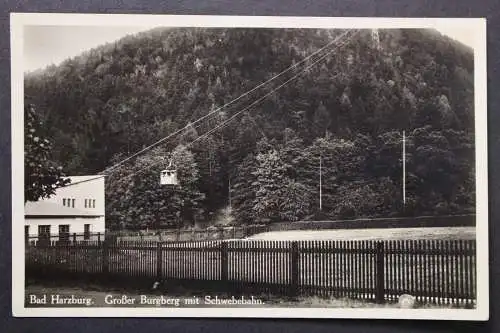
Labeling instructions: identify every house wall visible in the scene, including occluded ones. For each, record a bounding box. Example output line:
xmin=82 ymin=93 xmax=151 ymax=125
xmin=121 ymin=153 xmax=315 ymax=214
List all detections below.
xmin=42 ymin=176 xmax=105 ymax=216
xmin=25 ymin=216 xmax=105 ymax=237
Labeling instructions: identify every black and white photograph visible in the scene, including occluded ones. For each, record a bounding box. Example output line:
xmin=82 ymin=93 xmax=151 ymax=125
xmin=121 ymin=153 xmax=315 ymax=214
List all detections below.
xmin=11 ymin=14 xmax=488 ymax=320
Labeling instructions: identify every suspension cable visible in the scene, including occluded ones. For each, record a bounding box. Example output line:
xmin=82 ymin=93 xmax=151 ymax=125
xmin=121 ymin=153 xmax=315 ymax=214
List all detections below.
xmin=100 ymin=29 xmax=354 ymax=175
xmin=116 ymin=30 xmax=360 ymax=183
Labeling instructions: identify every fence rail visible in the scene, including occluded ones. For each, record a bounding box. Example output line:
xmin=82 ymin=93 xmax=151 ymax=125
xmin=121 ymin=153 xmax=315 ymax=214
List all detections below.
xmin=26 ymin=232 xmax=105 ymax=245
xmin=26 ymin=239 xmax=476 ymax=307
xmin=26 ymin=225 xmax=270 ymax=244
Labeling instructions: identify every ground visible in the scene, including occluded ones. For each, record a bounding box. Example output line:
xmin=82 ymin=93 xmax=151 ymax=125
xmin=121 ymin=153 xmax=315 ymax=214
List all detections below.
xmin=246 ymin=226 xmax=475 ymax=241
xmin=25 ymin=284 xmax=459 ymax=309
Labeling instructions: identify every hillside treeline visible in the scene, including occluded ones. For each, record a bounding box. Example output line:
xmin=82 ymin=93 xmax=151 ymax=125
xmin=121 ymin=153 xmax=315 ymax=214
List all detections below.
xmin=24 ymin=28 xmax=475 ymax=229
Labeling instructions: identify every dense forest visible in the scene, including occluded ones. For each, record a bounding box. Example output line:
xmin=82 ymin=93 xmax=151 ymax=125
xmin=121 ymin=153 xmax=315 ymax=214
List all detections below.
xmin=24 ymin=28 xmax=475 ymax=230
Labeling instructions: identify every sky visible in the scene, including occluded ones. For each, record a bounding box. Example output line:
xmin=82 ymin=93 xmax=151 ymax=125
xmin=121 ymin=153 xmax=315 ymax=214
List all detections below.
xmin=23 ymin=25 xmax=477 ymax=73
xmin=24 ymin=25 xmax=153 ymax=72
xmin=436 ymin=26 xmax=477 ymax=50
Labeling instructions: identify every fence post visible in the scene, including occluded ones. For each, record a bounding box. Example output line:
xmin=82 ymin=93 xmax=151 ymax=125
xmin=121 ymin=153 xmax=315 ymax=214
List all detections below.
xmin=97 ymin=232 xmax=101 ymax=244
xmin=375 ymin=241 xmax=385 ymax=303
xmin=102 ymin=239 xmax=109 ymax=274
xmin=73 ymin=233 xmax=77 ymax=243
xmin=220 ymin=241 xmax=228 ymax=282
xmin=156 ymin=242 xmax=163 ymax=282
xmin=290 ymin=241 xmax=299 ymax=298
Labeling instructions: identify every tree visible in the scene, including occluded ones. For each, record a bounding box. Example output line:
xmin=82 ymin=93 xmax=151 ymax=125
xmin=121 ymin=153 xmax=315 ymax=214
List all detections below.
xmin=171 ymin=145 xmax=206 ymax=227
xmin=313 ymin=102 xmax=330 ymax=136
xmin=105 ymin=144 xmax=205 ymax=230
xmin=105 ymin=152 xmax=140 ymax=230
xmin=25 ymin=27 xmax=476 ymax=221
xmin=24 ymin=104 xmax=70 ymax=202
xmin=191 ymin=135 xmax=227 ymax=217
xmin=298 ymin=136 xmax=360 ymax=218
xmin=231 ymin=152 xmax=258 ymax=224
xmin=279 ymin=180 xmax=313 ymax=221
xmin=410 ymin=126 xmax=473 ymax=214
xmin=251 ymin=149 xmax=290 ymax=222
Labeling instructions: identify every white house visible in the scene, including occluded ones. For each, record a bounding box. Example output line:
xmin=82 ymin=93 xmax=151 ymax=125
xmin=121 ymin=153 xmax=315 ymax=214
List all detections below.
xmin=25 ymin=175 xmax=106 ymax=242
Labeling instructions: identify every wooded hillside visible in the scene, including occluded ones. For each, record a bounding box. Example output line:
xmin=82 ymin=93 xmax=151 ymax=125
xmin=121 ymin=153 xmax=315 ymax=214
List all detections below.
xmin=24 ymin=28 xmax=475 ymax=229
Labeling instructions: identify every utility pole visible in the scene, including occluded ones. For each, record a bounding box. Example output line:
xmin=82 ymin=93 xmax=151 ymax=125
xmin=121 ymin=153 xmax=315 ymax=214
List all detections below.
xmin=228 ymin=178 xmax=232 ymax=209
xmin=319 ymin=156 xmax=323 ymax=211
xmin=403 ymin=130 xmax=406 ymax=207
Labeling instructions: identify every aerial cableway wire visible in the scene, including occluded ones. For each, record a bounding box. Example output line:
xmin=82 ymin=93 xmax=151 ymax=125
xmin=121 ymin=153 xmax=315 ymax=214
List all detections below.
xmin=64 ymin=29 xmax=359 ymax=187
xmin=117 ymin=29 xmax=360 ymax=183
xmin=100 ymin=29 xmax=355 ymax=176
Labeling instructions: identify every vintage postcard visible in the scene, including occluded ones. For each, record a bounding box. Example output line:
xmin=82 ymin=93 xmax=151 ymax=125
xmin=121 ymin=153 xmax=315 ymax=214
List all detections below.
xmin=11 ymin=13 xmax=488 ymax=320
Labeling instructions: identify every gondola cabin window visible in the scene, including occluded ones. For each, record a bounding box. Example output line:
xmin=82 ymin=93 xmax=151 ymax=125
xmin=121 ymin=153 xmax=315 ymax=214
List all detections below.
xmin=160 ymin=169 xmax=178 ymax=186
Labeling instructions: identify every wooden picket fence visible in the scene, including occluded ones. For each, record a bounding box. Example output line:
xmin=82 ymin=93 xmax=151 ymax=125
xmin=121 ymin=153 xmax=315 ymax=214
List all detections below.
xmin=26 ymin=225 xmax=270 ymax=244
xmin=26 ymin=239 xmax=476 ymax=307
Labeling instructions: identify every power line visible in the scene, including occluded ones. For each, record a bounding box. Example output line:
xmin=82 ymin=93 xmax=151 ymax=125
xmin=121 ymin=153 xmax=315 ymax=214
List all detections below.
xmin=100 ymin=30 xmax=355 ymax=176
xmin=64 ymin=30 xmax=358 ymax=189
xmin=116 ymin=30 xmax=359 ymax=183
xmin=117 ymin=30 xmax=359 ymax=182
xmin=319 ymin=156 xmax=322 ymax=211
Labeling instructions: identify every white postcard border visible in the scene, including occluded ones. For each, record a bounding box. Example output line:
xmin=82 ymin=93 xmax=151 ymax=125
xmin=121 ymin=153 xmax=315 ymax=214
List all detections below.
xmin=10 ymin=13 xmax=489 ymax=321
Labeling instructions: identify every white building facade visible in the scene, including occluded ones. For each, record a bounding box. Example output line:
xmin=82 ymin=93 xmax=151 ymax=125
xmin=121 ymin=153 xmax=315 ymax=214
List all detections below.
xmin=25 ymin=175 xmax=106 ymax=242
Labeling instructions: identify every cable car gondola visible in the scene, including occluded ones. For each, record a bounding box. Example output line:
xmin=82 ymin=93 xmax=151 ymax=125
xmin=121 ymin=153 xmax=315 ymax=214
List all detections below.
xmin=160 ymin=160 xmax=178 ymax=186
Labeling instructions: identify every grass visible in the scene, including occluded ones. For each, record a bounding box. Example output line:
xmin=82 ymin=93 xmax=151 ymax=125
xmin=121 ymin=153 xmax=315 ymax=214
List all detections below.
xmin=116 ymin=226 xmax=475 ymax=242
xmin=246 ymin=226 xmax=475 ymax=241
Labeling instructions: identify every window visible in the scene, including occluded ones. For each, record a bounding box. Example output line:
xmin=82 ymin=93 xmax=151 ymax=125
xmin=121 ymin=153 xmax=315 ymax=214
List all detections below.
xmin=93 ymin=199 xmax=96 ymax=208
xmin=72 ymin=199 xmax=75 ymax=208
xmin=59 ymin=225 xmax=70 ymax=242
xmin=84 ymin=199 xmax=87 ymax=208
xmin=38 ymin=225 xmax=50 ymax=242
xmin=63 ymin=198 xmax=66 ymax=206
xmin=84 ymin=224 xmax=91 ymax=240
